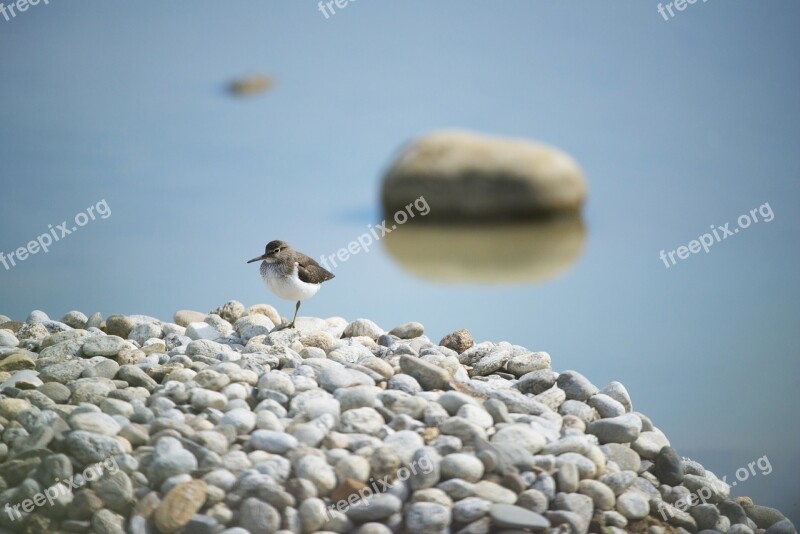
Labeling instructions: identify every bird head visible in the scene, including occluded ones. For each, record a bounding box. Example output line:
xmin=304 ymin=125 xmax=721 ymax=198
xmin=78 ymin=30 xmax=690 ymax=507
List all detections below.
xmin=247 ymin=240 xmax=290 ymax=264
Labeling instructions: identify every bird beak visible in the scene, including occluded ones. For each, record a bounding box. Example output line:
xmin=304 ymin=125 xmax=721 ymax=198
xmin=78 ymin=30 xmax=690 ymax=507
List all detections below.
xmin=247 ymin=254 xmax=267 ymax=264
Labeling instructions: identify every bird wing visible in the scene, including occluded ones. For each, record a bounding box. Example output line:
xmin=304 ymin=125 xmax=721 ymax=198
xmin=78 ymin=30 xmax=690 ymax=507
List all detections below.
xmin=296 ymin=254 xmax=335 ymax=284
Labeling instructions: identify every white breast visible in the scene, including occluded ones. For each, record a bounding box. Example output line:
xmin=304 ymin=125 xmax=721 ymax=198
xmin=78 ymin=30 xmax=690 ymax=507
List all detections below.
xmin=262 ymin=262 xmax=321 ymax=302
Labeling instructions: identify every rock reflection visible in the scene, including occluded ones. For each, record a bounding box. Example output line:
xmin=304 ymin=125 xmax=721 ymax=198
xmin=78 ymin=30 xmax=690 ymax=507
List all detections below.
xmin=382 ymin=216 xmax=586 ymax=284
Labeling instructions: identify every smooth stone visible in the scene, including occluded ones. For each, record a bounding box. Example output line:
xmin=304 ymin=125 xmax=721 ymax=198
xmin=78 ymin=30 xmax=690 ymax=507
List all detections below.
xmin=399 ymin=355 xmax=450 ymax=391
xmin=556 ymin=462 xmax=579 ymax=493
xmin=691 ymin=503 xmax=721 ymax=530
xmin=765 ymin=519 xmax=797 ymax=534
xmin=632 ymin=429 xmax=670 ymax=460
xmin=69 ymin=411 xmax=122 ymax=436
xmin=382 ymin=130 xmax=586 ymax=219
xmin=600 ymin=443 xmax=641 ymax=472
xmin=588 ymin=393 xmax=626 ymax=418
xmin=655 ymin=446 xmax=684 ymax=486
xmin=239 ymin=497 xmax=280 ymax=533
xmin=578 ymin=479 xmax=615 ymax=510
xmin=471 ymin=348 xmax=512 ymax=377
xmin=346 ymin=493 xmax=402 ymax=521
xmin=388 ymin=322 xmax=424 ymax=339
xmin=441 ymin=453 xmax=485 ymax=483
xmin=250 ymin=430 xmax=298 ymax=454
xmin=515 ymin=369 xmax=556 ymax=395
xmin=65 ymin=431 xmax=125 ymax=464
xmin=0 ymin=330 xmax=19 ymax=347
xmin=342 ymin=319 xmax=384 ymax=340
xmin=491 ymin=424 xmax=546 ymax=453
xmin=174 ymin=310 xmax=207 ymax=327
xmin=82 ymin=335 xmax=125 ymax=357
xmin=586 ymin=413 xmax=642 ymax=444
xmin=473 ymin=481 xmax=517 ymax=504
xmin=744 ymin=504 xmax=788 ymax=529
xmin=552 ymin=492 xmax=594 ymax=521
xmin=61 ymin=311 xmax=89 ymax=329
xmin=489 ymin=503 xmax=550 ymax=530
xmin=556 ymin=370 xmax=598 ymax=401
xmin=405 ymin=501 xmax=452 ymax=532
xmin=319 ymin=366 xmax=375 ymax=393
xmin=616 ymin=492 xmax=649 ymax=520
xmin=506 ymin=351 xmax=551 ymax=377
xmin=453 ymin=497 xmax=492 ymax=523
xmin=186 ymin=322 xmax=221 ymax=341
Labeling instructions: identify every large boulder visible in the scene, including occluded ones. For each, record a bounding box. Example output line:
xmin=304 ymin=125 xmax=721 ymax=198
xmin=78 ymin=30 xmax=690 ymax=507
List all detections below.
xmin=381 ymin=130 xmax=586 ymax=220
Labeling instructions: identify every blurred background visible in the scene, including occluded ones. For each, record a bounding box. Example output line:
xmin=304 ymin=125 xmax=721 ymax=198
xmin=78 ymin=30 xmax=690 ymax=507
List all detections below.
xmin=0 ymin=0 xmax=798 ymax=523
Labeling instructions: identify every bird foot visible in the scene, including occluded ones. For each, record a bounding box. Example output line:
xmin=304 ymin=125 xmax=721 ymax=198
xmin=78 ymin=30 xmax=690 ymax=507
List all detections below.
xmin=272 ymin=322 xmax=296 ymax=332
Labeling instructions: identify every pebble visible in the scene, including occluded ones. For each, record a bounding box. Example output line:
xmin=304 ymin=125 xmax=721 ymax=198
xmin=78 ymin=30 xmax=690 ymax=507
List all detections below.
xmin=399 ymin=354 xmax=450 ymax=391
xmin=616 ymin=491 xmax=650 ymax=520
xmin=405 ymin=501 xmax=452 ymax=532
xmin=586 ymin=413 xmax=642 ymax=444
xmin=186 ymin=322 xmax=222 ymax=341
xmin=388 ymin=321 xmax=424 ymax=339
xmin=82 ymin=335 xmax=125 ymax=357
xmin=556 ymin=370 xmax=598 ymax=401
xmin=489 ymin=503 xmax=551 ymax=530
xmin=250 ymin=429 xmax=298 ymax=453
xmin=632 ymin=429 xmax=670 ymax=459
xmin=578 ymin=479 xmax=615 ymax=510
xmin=439 ymin=329 xmax=474 ymax=354
xmin=506 ymin=351 xmax=551 ymax=376
xmin=347 ymin=493 xmax=402 ymax=521
xmin=0 ymin=329 xmax=19 ymax=347
xmin=600 ymin=443 xmax=642 ymax=472
xmin=557 ymin=462 xmax=580 ymax=492
xmin=441 ymin=453 xmax=485 ymax=483
xmin=343 ymin=318 xmax=384 ymax=340
xmin=655 ymin=445 xmax=684 ymax=486
xmin=154 ymin=479 xmax=208 ymax=533
xmin=453 ymin=497 xmax=492 ymax=523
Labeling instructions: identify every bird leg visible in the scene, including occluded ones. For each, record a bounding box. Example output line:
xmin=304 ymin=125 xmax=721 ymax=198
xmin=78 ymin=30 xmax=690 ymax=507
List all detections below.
xmin=288 ymin=301 xmax=301 ymax=329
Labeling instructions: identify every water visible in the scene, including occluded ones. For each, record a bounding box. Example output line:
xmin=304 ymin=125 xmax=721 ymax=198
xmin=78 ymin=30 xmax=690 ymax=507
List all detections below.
xmin=1 ymin=0 xmax=798 ymax=522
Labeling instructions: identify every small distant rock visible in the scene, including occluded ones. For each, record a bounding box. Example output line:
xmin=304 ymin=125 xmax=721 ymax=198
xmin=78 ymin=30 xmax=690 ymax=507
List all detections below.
xmin=228 ymin=74 xmax=273 ymax=96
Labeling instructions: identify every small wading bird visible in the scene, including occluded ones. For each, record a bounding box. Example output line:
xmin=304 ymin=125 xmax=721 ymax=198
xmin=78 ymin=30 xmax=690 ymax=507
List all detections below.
xmin=247 ymin=240 xmax=334 ymax=329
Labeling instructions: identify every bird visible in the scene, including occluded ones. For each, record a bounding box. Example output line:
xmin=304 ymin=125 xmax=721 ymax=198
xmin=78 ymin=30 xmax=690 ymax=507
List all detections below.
xmin=247 ymin=240 xmax=334 ymax=329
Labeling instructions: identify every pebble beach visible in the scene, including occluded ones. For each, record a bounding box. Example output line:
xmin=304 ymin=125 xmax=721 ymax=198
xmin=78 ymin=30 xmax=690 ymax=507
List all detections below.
xmin=0 ymin=302 xmax=794 ymax=534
